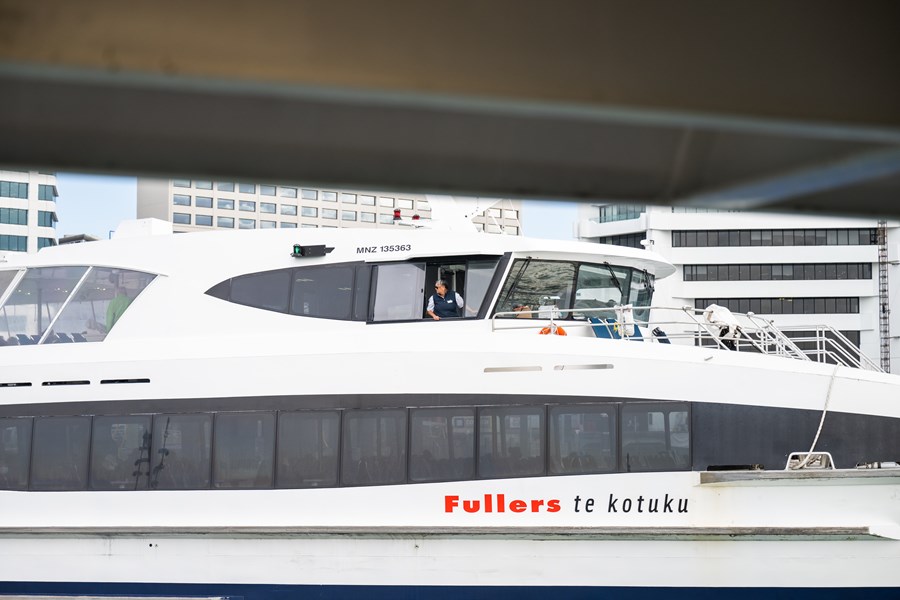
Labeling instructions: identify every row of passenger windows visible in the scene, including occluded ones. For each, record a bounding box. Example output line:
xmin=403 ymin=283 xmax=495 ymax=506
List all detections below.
xmin=672 ymin=228 xmax=877 ymax=247
xmin=695 ymin=297 xmax=860 ymax=315
xmin=0 ymin=402 xmax=690 ymax=491
xmin=683 ymin=263 xmax=873 ymax=282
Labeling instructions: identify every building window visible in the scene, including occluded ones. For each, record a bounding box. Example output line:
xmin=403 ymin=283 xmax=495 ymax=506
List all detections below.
xmin=238 ymin=183 xmax=256 ymax=194
xmin=684 ymin=263 xmax=873 ymax=282
xmin=0 ymin=181 xmax=27 ymax=199
xmin=217 ymin=182 xmax=235 ymax=192
xmin=280 ymin=187 xmax=298 ymax=199
xmin=503 ymin=209 xmax=519 ymax=219
xmin=218 ymin=198 xmax=234 ymax=210
xmin=673 ymin=229 xmax=878 ymax=248
xmin=196 ymin=214 xmax=213 ymax=227
xmin=361 ymin=212 xmax=376 ymax=223
xmin=38 ymin=184 xmax=57 ymax=201
xmin=37 ymin=237 xmax=56 ymax=249
xmin=173 ymin=213 xmax=191 ymax=225
xmin=341 ymin=193 xmax=357 ymax=204
xmin=195 ymin=181 xmax=213 ymax=190
xmin=301 ymin=206 xmax=318 ymax=218
xmin=260 ymin=185 xmax=276 ymax=196
xmin=341 ymin=211 xmax=357 ymax=221
xmin=301 ymin=189 xmax=318 ymax=200
xmin=694 ymin=297 xmax=859 ymax=314
xmin=260 ymin=220 xmax=277 ymax=229
xmin=379 ymin=197 xmax=394 ymax=208
xmin=260 ymin=202 xmax=276 ymax=214
xmin=281 ymin=222 xmax=298 ymax=228
xmin=322 ymin=191 xmax=338 ymax=202
xmin=360 ymin=195 xmax=376 ymax=206
xmin=173 ymin=194 xmax=191 ymax=206
xmin=322 ymin=209 xmax=338 ymax=220
xmin=239 ymin=218 xmax=256 ymax=229
xmin=281 ymin=204 xmax=298 ymax=216
xmin=217 ymin=216 xmax=234 ymax=228
xmin=173 ymin=179 xmax=191 ymax=188
xmin=378 ymin=214 xmax=394 ymax=224
xmin=239 ymin=200 xmax=256 ymax=212
xmin=596 ymin=204 xmax=645 ymax=223
xmin=38 ymin=211 xmax=56 ymax=228
xmin=0 ymin=207 xmax=27 ymax=225
xmin=195 ymin=196 xmax=213 ymax=209
xmin=398 ymin=198 xmax=414 ymax=209
xmin=0 ymin=235 xmax=28 ymax=251
xmin=301 ymin=223 xmax=318 ymax=228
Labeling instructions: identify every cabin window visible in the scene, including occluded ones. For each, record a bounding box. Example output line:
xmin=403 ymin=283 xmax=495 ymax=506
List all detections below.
xmin=0 ymin=269 xmax=17 ymax=304
xmin=0 ymin=417 xmax=32 ymax=490
xmin=291 ymin=265 xmax=355 ymax=320
xmin=621 ymin=404 xmax=690 ymax=472
xmin=30 ymin=416 xmax=91 ymax=491
xmin=90 ymin=415 xmax=152 ymax=490
xmin=478 ymin=407 xmax=545 ymax=478
xmin=47 ymin=267 xmax=156 ymax=342
xmin=149 ymin=414 xmax=212 ymax=490
xmin=213 ymin=412 xmax=276 ymax=489
xmin=372 ymin=263 xmax=426 ymax=321
xmin=0 ymin=266 xmax=87 ymax=345
xmin=549 ymin=405 xmax=616 ymax=474
xmin=496 ymin=259 xmax=576 ymax=318
xmin=231 ymin=269 xmax=291 ymax=313
xmin=277 ymin=411 xmax=340 ymax=488
xmin=409 ymin=408 xmax=475 ymax=482
xmin=341 ymin=409 xmax=407 ymax=486
xmin=573 ymin=263 xmax=629 ymax=319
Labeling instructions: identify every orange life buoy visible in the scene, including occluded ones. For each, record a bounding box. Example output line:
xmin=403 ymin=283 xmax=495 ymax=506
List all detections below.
xmin=539 ymin=325 xmax=567 ymax=336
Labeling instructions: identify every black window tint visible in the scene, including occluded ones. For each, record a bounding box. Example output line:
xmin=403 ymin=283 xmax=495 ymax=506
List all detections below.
xmin=149 ymin=414 xmax=212 ymax=490
xmin=214 ymin=412 xmax=275 ymax=489
xmin=353 ymin=265 xmax=372 ymax=321
xmin=621 ymin=404 xmax=690 ymax=472
xmin=410 ymin=408 xmax=475 ymax=482
xmin=231 ymin=269 xmax=291 ymax=313
xmin=478 ymin=407 xmax=544 ymax=478
xmin=291 ymin=265 xmax=355 ymax=319
xmin=30 ymin=416 xmax=91 ymax=490
xmin=90 ymin=415 xmax=152 ymax=490
xmin=277 ymin=411 xmax=340 ymax=488
xmin=549 ymin=406 xmax=615 ymax=474
xmin=342 ymin=410 xmax=406 ymax=486
xmin=0 ymin=417 xmax=31 ymax=490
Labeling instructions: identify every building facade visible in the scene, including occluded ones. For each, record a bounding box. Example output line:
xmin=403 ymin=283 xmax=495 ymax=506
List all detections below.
xmin=137 ymin=178 xmax=523 ymax=235
xmin=577 ymin=204 xmax=900 ymax=372
xmin=0 ymin=170 xmax=59 ymax=254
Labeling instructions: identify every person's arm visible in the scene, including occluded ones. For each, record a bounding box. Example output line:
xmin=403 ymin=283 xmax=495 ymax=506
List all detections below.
xmin=427 ymin=296 xmax=440 ymax=320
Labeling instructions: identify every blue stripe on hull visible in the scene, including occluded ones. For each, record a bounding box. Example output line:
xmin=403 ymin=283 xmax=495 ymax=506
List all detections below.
xmin=0 ymin=582 xmax=898 ymax=599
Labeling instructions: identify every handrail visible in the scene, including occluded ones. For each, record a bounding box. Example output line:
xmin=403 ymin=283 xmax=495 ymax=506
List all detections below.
xmin=490 ymin=304 xmax=882 ymax=372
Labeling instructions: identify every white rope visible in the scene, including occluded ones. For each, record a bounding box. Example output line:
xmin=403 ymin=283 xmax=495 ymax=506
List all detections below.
xmin=791 ymin=363 xmax=840 ymax=470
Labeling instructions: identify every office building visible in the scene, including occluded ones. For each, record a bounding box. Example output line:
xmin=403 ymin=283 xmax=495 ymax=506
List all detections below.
xmin=137 ymin=178 xmax=523 ymax=235
xmin=577 ymin=204 xmax=900 ymax=371
xmin=0 ymin=170 xmax=59 ymax=254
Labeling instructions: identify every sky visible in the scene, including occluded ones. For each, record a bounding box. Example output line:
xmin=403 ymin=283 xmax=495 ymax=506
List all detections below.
xmin=53 ymin=173 xmax=579 ymax=240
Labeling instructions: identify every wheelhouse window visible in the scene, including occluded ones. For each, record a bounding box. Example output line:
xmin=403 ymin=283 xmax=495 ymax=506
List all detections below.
xmin=0 ymin=266 xmax=88 ymax=345
xmin=291 ymin=264 xmax=355 ymax=319
xmin=496 ymin=260 xmax=575 ymax=318
xmin=372 ymin=263 xmax=426 ymax=321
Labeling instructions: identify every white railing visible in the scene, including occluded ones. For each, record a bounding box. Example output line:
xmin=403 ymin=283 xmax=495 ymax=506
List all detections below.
xmin=491 ymin=305 xmax=883 ymax=373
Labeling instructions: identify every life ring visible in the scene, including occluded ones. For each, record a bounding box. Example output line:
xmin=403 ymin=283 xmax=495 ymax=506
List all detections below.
xmin=539 ymin=325 xmax=567 ymax=336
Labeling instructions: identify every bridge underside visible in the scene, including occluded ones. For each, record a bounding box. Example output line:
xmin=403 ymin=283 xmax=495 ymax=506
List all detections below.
xmin=1 ymin=1 xmax=899 ymax=215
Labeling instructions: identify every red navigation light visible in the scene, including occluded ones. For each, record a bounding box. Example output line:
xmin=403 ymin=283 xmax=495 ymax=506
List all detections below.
xmin=412 ymin=214 xmax=420 ymax=221
xmin=393 ymin=209 xmax=401 ymax=221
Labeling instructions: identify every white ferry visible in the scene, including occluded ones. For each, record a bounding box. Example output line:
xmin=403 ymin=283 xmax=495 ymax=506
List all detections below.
xmin=0 ymin=222 xmax=899 ymax=599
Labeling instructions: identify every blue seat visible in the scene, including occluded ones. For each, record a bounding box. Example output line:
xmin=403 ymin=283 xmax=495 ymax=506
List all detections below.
xmin=588 ymin=317 xmax=642 ymax=340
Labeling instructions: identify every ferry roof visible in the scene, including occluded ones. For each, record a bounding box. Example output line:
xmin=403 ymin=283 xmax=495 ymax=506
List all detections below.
xmin=3 ymin=225 xmax=676 ymax=287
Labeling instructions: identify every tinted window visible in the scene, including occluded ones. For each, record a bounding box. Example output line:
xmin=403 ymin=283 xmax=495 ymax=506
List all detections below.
xmin=342 ymin=409 xmax=406 ymax=486
xmin=213 ymin=412 xmax=275 ymax=488
xmin=479 ymin=407 xmax=544 ymax=478
xmin=291 ymin=265 xmax=355 ymax=320
xmin=31 ymin=416 xmax=91 ymax=490
xmin=496 ymin=259 xmax=576 ymax=318
xmin=90 ymin=415 xmax=152 ymax=490
xmin=0 ymin=417 xmax=31 ymax=489
xmin=277 ymin=411 xmax=340 ymax=488
xmin=231 ymin=269 xmax=291 ymax=313
xmin=410 ymin=408 xmax=475 ymax=482
xmin=149 ymin=414 xmax=212 ymax=489
xmin=372 ymin=263 xmax=425 ymax=321
xmin=549 ymin=405 xmax=616 ymax=474
xmin=621 ymin=404 xmax=690 ymax=472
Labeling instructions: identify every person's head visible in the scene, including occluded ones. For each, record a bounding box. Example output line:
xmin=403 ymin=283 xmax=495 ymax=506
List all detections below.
xmin=434 ymin=280 xmax=449 ymax=296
